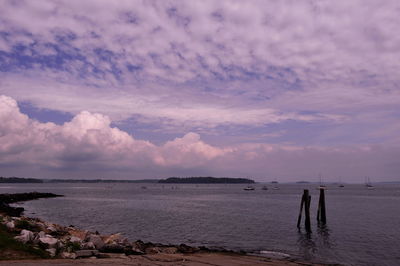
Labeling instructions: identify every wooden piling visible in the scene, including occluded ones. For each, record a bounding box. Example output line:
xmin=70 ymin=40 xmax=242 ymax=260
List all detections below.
xmin=297 ymin=191 xmax=305 ymax=229
xmin=304 ymin=191 xmax=311 ymax=232
xmin=297 ymin=189 xmax=312 ymax=232
xmin=317 ymin=188 xmax=326 ymax=224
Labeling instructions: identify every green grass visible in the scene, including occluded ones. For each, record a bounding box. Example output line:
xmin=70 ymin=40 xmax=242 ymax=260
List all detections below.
xmin=0 ymin=224 xmax=49 ymax=259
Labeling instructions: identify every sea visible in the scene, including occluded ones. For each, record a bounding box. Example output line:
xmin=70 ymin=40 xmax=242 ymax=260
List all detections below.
xmin=2 ymin=183 xmax=399 ymax=266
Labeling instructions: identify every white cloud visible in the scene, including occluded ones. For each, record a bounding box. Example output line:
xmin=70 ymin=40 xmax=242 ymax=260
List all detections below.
xmin=0 ymin=95 xmax=399 ymax=181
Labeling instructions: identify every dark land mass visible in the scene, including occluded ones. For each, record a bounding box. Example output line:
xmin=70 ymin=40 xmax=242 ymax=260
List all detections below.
xmin=0 ymin=177 xmax=43 ymax=183
xmin=159 ymin=177 xmax=255 ymax=184
xmin=0 ymin=192 xmax=63 ymax=217
xmin=43 ymin=179 xmax=160 ymax=183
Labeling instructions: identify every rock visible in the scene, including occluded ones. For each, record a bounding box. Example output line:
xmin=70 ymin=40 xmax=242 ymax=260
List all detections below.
xmin=6 ymin=221 xmax=15 ymax=229
xmin=61 ymin=252 xmax=77 ymax=259
xmin=39 ymin=235 xmax=58 ymax=249
xmin=47 ymin=225 xmax=57 ymax=232
xmin=100 ymin=243 xmax=125 ymax=253
xmin=82 ymin=241 xmax=95 ymax=250
xmin=75 ymin=249 xmax=99 ymax=258
xmin=38 ymin=231 xmax=46 ymax=238
xmin=104 ymin=233 xmax=122 ymax=244
xmin=46 ymin=248 xmax=57 ymax=257
xmin=126 ymin=247 xmax=145 ymax=255
xmin=70 ymin=236 xmax=82 ymax=243
xmin=87 ymin=234 xmax=105 ymax=250
xmin=96 ymin=253 xmax=111 ymax=258
xmin=177 ymin=244 xmax=199 ymax=254
xmin=14 ymin=229 xmax=34 ymax=244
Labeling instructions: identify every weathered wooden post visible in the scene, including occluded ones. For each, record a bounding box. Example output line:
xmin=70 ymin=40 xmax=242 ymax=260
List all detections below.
xmin=297 ymin=191 xmax=305 ymax=229
xmin=304 ymin=190 xmax=311 ymax=232
xmin=317 ymin=188 xmax=326 ymax=224
xmin=297 ymin=189 xmax=312 ymax=232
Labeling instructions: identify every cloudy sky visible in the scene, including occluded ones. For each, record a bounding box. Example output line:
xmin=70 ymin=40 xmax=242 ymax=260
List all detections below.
xmin=1 ymin=0 xmax=399 ymax=182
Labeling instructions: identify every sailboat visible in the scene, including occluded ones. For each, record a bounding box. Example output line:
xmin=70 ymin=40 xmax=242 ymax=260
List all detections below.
xmin=318 ymin=174 xmax=326 ymax=189
xmin=365 ymin=177 xmax=374 ymax=189
xmin=338 ymin=177 xmax=345 ymax=188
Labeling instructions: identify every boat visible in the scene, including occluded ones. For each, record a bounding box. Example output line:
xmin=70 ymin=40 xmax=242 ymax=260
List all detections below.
xmin=318 ymin=174 xmax=326 ymax=190
xmin=262 ymin=186 xmax=268 ymax=190
xmin=365 ymin=177 xmax=374 ymax=189
xmin=243 ymin=186 xmax=255 ymax=191
xmin=338 ymin=177 xmax=345 ymax=187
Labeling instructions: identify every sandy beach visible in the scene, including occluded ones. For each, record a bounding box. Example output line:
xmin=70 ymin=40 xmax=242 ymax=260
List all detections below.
xmin=0 ymin=252 xmax=326 ymax=266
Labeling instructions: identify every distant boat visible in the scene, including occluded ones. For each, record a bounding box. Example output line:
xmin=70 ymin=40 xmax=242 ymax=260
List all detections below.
xmin=273 ymin=186 xmax=280 ymax=190
xmin=318 ymin=174 xmax=326 ymax=190
xmin=365 ymin=177 xmax=374 ymax=189
xmin=262 ymin=186 xmax=268 ymax=190
xmin=141 ymin=186 xmax=147 ymax=189
xmin=338 ymin=177 xmax=345 ymax=187
xmin=244 ymin=186 xmax=255 ymax=191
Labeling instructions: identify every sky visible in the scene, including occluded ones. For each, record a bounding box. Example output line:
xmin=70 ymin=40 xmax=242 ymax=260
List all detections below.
xmin=0 ymin=0 xmax=399 ymax=182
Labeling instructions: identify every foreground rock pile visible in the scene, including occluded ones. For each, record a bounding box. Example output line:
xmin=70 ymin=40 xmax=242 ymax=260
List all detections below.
xmin=1 ymin=214 xmax=202 ymax=259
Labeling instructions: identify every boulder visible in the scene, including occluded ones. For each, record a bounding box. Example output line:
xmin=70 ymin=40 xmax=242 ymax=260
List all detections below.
xmin=82 ymin=241 xmax=95 ymax=250
xmin=46 ymin=248 xmax=57 ymax=257
xmin=39 ymin=235 xmax=58 ymax=249
xmin=14 ymin=229 xmax=34 ymax=243
xmin=61 ymin=252 xmax=77 ymax=259
xmin=100 ymin=243 xmax=125 ymax=253
xmin=75 ymin=249 xmax=99 ymax=258
xmin=70 ymin=236 xmax=82 ymax=243
xmin=6 ymin=221 xmax=15 ymax=230
xmin=104 ymin=233 xmax=122 ymax=244
xmin=47 ymin=225 xmax=57 ymax=232
xmin=177 ymin=244 xmax=199 ymax=254
xmin=87 ymin=234 xmax=105 ymax=250
xmin=126 ymin=247 xmax=145 ymax=255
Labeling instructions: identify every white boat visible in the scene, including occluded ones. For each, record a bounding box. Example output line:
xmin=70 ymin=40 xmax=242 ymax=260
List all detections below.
xmin=243 ymin=186 xmax=255 ymax=191
xmin=317 ymin=173 xmax=326 ymax=189
xmin=365 ymin=177 xmax=374 ymax=189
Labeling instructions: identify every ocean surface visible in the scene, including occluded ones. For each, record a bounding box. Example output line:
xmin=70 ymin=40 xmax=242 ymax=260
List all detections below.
xmin=2 ymin=183 xmax=400 ymax=266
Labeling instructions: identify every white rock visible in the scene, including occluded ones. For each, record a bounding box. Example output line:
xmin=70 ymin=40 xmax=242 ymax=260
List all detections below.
xmin=39 ymin=236 xmax=58 ymax=248
xmin=47 ymin=225 xmax=57 ymax=232
xmin=14 ymin=229 xmax=34 ymax=243
xmin=82 ymin=241 xmax=95 ymax=250
xmin=70 ymin=236 xmax=82 ymax=243
xmin=61 ymin=251 xmax=77 ymax=259
xmin=87 ymin=234 xmax=105 ymax=250
xmin=6 ymin=221 xmax=15 ymax=229
xmin=38 ymin=231 xmax=46 ymax=238
xmin=46 ymin=248 xmax=57 ymax=257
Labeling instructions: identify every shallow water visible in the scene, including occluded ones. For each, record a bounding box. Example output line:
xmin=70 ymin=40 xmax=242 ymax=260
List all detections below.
xmin=3 ymin=183 xmax=400 ymax=266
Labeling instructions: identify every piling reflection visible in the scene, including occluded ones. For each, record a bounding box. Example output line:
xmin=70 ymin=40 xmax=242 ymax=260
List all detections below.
xmin=297 ymin=231 xmax=316 ymax=260
xmin=297 ymin=224 xmax=335 ymax=261
xmin=317 ymin=224 xmax=332 ymax=248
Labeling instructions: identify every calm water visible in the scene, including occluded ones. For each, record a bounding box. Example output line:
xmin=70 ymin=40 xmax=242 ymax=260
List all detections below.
xmin=2 ymin=183 xmax=400 ymax=266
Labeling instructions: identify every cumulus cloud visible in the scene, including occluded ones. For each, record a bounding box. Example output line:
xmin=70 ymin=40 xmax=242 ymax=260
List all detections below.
xmin=0 ymin=95 xmax=399 ymax=181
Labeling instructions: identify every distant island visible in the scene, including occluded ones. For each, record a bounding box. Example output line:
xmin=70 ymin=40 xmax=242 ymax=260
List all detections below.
xmin=0 ymin=176 xmax=255 ymax=184
xmin=43 ymin=179 xmax=159 ymax=183
xmin=158 ymin=177 xmax=255 ymax=184
xmin=0 ymin=177 xmax=158 ymax=183
xmin=0 ymin=177 xmax=43 ymax=183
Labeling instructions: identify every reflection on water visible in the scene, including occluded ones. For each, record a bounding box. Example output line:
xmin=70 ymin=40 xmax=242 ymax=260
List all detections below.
xmin=297 ymin=224 xmax=335 ymax=263
xmin=297 ymin=231 xmax=316 ymax=261
xmin=3 ymin=183 xmax=400 ymax=266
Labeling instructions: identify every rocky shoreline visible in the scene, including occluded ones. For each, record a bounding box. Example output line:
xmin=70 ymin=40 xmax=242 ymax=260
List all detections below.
xmin=0 ymin=192 xmax=331 ymax=265
xmin=0 ymin=192 xmax=63 ymax=217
